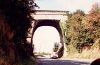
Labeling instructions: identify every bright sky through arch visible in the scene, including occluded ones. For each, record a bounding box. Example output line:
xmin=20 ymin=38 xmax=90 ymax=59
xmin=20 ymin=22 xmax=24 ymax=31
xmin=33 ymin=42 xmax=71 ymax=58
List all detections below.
xmin=36 ymin=0 xmax=100 ymax=13
xmin=33 ymin=26 xmax=60 ymax=53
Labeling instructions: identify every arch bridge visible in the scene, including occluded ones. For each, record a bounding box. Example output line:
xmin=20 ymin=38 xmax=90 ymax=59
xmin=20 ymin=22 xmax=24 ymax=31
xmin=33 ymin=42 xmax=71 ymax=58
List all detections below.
xmin=27 ymin=10 xmax=68 ymax=58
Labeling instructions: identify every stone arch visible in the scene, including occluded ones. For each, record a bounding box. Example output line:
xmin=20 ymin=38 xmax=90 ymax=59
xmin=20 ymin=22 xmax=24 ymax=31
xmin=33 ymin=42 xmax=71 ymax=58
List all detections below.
xmin=32 ymin=20 xmax=64 ymax=58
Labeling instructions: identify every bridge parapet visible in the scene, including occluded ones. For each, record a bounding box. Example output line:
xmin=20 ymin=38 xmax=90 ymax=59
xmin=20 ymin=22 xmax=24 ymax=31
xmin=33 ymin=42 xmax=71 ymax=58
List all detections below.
xmin=31 ymin=10 xmax=68 ymax=21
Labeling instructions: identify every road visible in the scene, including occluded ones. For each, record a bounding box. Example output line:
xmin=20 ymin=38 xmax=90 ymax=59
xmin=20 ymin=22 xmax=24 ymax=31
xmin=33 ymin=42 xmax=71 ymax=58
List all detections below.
xmin=37 ymin=58 xmax=91 ymax=65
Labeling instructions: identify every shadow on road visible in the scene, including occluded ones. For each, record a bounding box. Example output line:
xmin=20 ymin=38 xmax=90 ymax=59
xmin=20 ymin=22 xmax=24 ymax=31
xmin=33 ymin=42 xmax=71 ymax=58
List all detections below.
xmin=37 ymin=58 xmax=91 ymax=65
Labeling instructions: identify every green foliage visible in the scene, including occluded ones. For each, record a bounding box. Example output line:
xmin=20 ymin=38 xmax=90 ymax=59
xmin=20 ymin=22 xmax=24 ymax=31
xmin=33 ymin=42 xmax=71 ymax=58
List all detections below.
xmin=62 ymin=7 xmax=100 ymax=54
xmin=0 ymin=0 xmax=36 ymax=65
xmin=64 ymin=10 xmax=87 ymax=52
xmin=62 ymin=4 xmax=100 ymax=57
xmin=53 ymin=42 xmax=59 ymax=52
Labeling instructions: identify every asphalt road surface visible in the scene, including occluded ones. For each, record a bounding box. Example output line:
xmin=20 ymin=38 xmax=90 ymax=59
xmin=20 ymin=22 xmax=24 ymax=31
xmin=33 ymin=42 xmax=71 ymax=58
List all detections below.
xmin=37 ymin=58 xmax=91 ymax=65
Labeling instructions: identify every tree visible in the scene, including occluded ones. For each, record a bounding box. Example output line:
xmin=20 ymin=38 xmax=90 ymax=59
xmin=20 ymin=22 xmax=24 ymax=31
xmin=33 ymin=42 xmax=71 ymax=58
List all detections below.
xmin=87 ymin=2 xmax=100 ymax=40
xmin=63 ymin=10 xmax=86 ymax=53
xmin=0 ymin=0 xmax=36 ymax=65
xmin=53 ymin=42 xmax=59 ymax=52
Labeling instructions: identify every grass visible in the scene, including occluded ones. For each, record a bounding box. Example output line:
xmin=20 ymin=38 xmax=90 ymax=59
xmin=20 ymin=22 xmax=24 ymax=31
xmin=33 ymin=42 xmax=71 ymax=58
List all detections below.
xmin=66 ymin=49 xmax=100 ymax=60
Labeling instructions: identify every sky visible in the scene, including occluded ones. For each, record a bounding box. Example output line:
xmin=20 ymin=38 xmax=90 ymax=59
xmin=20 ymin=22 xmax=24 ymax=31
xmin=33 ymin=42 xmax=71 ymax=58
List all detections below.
xmin=35 ymin=0 xmax=100 ymax=13
xmin=33 ymin=26 xmax=60 ymax=53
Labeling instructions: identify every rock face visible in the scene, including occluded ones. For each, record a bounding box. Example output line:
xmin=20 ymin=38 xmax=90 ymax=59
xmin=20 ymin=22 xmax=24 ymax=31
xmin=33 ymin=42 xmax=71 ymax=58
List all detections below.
xmin=0 ymin=13 xmax=15 ymax=65
xmin=0 ymin=0 xmax=36 ymax=65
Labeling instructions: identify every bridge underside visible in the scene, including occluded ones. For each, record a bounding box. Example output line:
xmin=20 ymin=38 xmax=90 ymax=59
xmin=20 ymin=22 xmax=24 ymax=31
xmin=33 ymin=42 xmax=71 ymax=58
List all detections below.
xmin=32 ymin=20 xmax=64 ymax=58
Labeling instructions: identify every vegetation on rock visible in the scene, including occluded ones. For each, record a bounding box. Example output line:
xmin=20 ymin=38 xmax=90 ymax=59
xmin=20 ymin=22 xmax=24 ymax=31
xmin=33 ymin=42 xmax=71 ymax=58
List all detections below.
xmin=61 ymin=2 xmax=100 ymax=59
xmin=0 ymin=0 xmax=36 ymax=65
